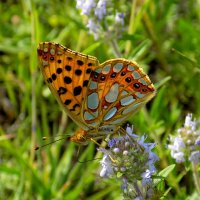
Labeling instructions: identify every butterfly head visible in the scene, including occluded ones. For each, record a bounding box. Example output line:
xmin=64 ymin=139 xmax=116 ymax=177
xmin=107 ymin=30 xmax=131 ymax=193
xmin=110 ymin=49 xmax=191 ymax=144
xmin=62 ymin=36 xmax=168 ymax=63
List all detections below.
xmin=70 ymin=129 xmax=90 ymax=145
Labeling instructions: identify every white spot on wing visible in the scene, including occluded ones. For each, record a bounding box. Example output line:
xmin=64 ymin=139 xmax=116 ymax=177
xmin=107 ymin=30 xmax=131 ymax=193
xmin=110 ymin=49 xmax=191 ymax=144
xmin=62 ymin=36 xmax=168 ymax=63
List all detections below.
xmin=102 ymin=64 xmax=111 ymax=74
xmin=128 ymin=65 xmax=136 ymax=71
xmin=89 ymin=81 xmax=98 ymax=90
xmin=113 ymin=63 xmax=123 ymax=72
xmin=111 ymin=116 xmax=127 ymax=125
xmin=44 ymin=47 xmax=48 ymax=52
xmin=103 ymin=107 xmax=118 ymax=121
xmin=132 ymin=71 xmax=141 ymax=79
xmin=42 ymin=61 xmax=49 ymax=66
xmin=89 ymin=121 xmax=99 ymax=127
xmin=50 ymin=48 xmax=55 ymax=55
xmin=105 ymin=83 xmax=119 ymax=103
xmin=87 ymin=92 xmax=99 ymax=109
xmin=135 ymin=92 xmax=145 ymax=98
xmin=122 ymin=103 xmax=142 ymax=115
xmin=84 ymin=111 xmax=95 ymax=120
xmin=121 ymin=90 xmax=129 ymax=96
xmin=139 ymin=78 xmax=148 ymax=85
xmin=95 ymin=68 xmax=102 ymax=73
xmin=120 ymin=96 xmax=135 ymax=106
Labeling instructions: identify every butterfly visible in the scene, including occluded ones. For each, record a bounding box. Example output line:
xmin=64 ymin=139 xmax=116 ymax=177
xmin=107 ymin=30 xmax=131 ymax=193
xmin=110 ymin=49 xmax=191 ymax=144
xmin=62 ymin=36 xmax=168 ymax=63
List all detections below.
xmin=37 ymin=42 xmax=156 ymax=145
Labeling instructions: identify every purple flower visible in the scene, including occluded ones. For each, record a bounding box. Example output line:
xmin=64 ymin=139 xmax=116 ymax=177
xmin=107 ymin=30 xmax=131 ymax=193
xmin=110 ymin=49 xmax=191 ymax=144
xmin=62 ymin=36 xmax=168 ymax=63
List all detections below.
xmin=184 ymin=113 xmax=197 ymax=131
xmin=195 ymin=138 xmax=200 ymax=146
xmin=99 ymin=154 xmax=114 ymax=177
xmin=76 ymin=0 xmax=96 ymax=15
xmin=76 ymin=0 xmax=126 ymax=40
xmin=169 ymin=113 xmax=200 ymax=164
xmin=94 ymin=0 xmax=107 ymax=20
xmin=86 ymin=19 xmax=101 ymax=40
xmin=189 ymin=151 xmax=200 ymax=164
xmin=115 ymin=12 xmax=125 ymax=25
xmin=98 ymin=125 xmax=159 ymax=199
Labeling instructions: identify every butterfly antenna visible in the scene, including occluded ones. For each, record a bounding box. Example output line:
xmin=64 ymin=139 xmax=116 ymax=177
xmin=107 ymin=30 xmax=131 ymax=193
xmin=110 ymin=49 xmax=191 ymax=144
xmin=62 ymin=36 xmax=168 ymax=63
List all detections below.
xmin=42 ymin=134 xmax=71 ymax=140
xmin=35 ymin=137 xmax=68 ymax=150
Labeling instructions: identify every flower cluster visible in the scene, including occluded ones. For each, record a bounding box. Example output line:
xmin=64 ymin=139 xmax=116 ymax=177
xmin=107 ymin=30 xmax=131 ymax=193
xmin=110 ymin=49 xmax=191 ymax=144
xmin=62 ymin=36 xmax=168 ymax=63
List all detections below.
xmin=99 ymin=126 xmax=160 ymax=199
xmin=168 ymin=114 xmax=200 ymax=163
xmin=76 ymin=0 xmax=125 ymax=40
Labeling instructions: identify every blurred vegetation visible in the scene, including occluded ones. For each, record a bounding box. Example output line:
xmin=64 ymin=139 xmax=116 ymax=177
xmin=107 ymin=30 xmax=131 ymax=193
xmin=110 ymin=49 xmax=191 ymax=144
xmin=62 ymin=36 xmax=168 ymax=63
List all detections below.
xmin=0 ymin=0 xmax=200 ymax=199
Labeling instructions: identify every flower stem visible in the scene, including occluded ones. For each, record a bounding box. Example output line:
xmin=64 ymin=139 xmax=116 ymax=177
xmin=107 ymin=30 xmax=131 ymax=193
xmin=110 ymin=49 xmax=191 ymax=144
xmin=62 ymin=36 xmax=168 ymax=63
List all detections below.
xmin=109 ymin=39 xmax=122 ymax=57
xmin=192 ymin=162 xmax=200 ymax=194
xmin=125 ymin=0 xmax=136 ymax=56
xmin=133 ymin=181 xmax=143 ymax=198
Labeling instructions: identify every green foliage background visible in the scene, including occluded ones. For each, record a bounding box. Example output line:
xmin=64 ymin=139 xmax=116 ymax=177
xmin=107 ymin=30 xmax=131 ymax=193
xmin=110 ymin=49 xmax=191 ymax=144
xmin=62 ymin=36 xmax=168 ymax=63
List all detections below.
xmin=0 ymin=0 xmax=200 ymax=199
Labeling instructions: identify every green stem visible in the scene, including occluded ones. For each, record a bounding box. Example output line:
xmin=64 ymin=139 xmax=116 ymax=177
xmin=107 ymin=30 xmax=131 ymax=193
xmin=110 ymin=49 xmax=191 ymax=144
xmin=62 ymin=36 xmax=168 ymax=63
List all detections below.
xmin=30 ymin=0 xmax=37 ymax=162
xmin=192 ymin=162 xmax=200 ymax=194
xmin=109 ymin=39 xmax=122 ymax=58
xmin=125 ymin=0 xmax=137 ymax=55
xmin=142 ymin=12 xmax=168 ymax=70
xmin=133 ymin=181 xmax=143 ymax=198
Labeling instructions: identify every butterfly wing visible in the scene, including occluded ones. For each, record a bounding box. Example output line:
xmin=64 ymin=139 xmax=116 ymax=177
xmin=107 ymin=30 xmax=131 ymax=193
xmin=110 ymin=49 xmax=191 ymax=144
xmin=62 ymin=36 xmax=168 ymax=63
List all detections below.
xmin=82 ymin=58 xmax=156 ymax=130
xmin=37 ymin=42 xmax=99 ymax=130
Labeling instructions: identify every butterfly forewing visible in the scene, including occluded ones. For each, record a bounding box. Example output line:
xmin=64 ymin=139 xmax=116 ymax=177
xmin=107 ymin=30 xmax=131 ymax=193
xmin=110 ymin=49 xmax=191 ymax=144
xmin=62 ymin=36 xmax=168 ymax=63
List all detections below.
xmin=37 ymin=42 xmax=99 ymax=130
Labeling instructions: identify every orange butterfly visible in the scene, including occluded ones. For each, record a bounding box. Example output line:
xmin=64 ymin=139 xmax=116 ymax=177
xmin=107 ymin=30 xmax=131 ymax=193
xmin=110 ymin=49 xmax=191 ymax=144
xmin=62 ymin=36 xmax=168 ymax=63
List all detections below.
xmin=37 ymin=42 xmax=156 ymax=145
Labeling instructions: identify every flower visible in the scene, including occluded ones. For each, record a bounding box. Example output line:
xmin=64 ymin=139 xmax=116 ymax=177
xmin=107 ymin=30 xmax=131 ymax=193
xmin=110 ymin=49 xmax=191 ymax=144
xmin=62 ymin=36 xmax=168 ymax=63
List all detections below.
xmin=184 ymin=113 xmax=197 ymax=130
xmin=76 ymin=0 xmax=96 ymax=15
xmin=86 ymin=19 xmax=101 ymax=40
xmin=94 ymin=0 xmax=107 ymax=20
xmin=168 ymin=113 xmax=200 ymax=164
xmin=99 ymin=152 xmax=114 ymax=177
xmin=76 ymin=0 xmax=126 ymax=40
xmin=195 ymin=138 xmax=200 ymax=146
xmin=115 ymin=12 xmax=125 ymax=26
xmin=98 ymin=125 xmax=160 ymax=199
xmin=189 ymin=151 xmax=200 ymax=163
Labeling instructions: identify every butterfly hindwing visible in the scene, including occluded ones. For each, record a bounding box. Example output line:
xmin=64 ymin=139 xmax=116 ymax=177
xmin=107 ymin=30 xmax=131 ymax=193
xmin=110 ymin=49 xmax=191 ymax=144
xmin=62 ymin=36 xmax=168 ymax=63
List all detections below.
xmin=82 ymin=58 xmax=156 ymax=128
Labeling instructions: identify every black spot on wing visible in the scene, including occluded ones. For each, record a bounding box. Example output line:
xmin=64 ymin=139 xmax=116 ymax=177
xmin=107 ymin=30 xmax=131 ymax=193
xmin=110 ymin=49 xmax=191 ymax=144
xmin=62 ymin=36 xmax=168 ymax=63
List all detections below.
xmin=69 ymin=103 xmax=80 ymax=111
xmin=58 ymin=87 xmax=67 ymax=95
xmin=73 ymin=86 xmax=82 ymax=96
